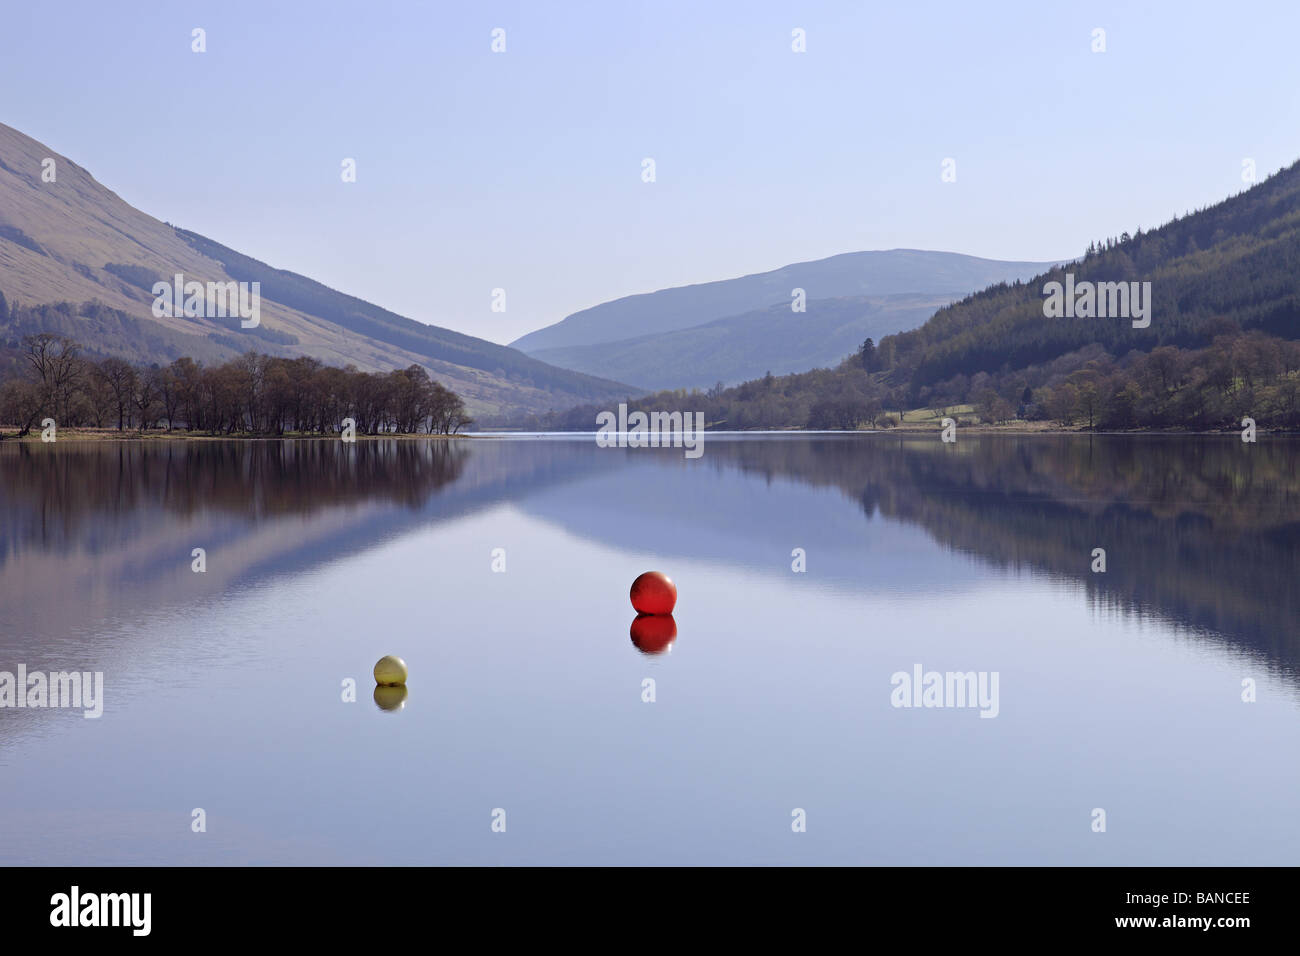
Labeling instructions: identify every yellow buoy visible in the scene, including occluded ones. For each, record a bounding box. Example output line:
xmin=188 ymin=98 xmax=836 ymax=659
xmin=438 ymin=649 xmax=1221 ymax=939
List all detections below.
xmin=373 ymin=655 xmax=408 ymax=686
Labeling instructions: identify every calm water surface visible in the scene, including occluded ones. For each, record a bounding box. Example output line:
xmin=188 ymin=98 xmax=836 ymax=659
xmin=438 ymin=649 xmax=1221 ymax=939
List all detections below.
xmin=0 ymin=434 xmax=1297 ymax=865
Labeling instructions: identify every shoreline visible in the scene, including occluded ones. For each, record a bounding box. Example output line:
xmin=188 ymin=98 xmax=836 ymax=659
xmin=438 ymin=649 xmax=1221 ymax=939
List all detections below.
xmin=473 ymin=424 xmax=1284 ymax=437
xmin=1 ymin=426 xmax=1287 ymax=442
xmin=0 ymin=429 xmax=471 ymax=443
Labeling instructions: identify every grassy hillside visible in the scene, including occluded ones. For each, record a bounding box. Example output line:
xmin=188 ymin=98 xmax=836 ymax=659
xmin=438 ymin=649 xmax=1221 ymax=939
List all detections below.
xmin=0 ymin=122 xmax=633 ymax=418
xmin=175 ymin=229 xmax=632 ymax=401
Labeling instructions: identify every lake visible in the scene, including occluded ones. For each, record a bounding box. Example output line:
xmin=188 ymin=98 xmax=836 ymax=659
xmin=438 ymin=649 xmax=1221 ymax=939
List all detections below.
xmin=1 ymin=433 xmax=1297 ymax=865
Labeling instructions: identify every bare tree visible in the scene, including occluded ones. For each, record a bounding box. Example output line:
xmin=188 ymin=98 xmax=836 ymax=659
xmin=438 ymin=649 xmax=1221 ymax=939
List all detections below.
xmin=22 ymin=333 xmax=81 ymax=421
xmin=94 ymin=358 xmax=137 ymax=430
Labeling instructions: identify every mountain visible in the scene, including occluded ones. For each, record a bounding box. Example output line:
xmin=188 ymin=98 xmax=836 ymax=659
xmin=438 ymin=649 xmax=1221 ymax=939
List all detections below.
xmin=0 ymin=122 xmax=632 ymax=418
xmin=526 ymin=161 xmax=1300 ymax=433
xmin=881 ymin=161 xmax=1300 ymax=393
xmin=510 ymin=249 xmax=1058 ymax=355
xmin=510 ymin=249 xmax=1057 ymax=391
xmin=527 ymin=292 xmax=955 ymax=391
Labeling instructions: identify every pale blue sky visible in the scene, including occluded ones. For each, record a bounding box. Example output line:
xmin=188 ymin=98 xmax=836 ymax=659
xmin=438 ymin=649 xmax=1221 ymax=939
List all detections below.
xmin=4 ymin=0 xmax=1298 ymax=343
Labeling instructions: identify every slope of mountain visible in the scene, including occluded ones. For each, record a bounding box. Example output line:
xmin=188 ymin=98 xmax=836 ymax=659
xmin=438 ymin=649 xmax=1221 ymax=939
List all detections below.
xmin=882 ymin=161 xmax=1300 ymax=390
xmin=510 ymin=249 xmax=1058 ymax=355
xmin=527 ymin=292 xmax=955 ymax=391
xmin=0 ymin=122 xmax=632 ymax=418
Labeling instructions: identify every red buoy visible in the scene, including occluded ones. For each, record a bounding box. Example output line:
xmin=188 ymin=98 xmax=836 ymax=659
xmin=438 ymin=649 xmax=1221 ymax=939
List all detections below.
xmin=630 ymin=571 xmax=677 ymax=615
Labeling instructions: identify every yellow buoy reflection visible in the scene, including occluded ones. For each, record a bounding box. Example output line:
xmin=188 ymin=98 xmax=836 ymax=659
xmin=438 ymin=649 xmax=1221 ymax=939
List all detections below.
xmin=373 ymin=684 xmax=408 ymax=713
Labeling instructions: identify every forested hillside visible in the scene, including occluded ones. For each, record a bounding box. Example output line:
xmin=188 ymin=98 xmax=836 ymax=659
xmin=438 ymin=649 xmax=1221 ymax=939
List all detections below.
xmin=880 ymin=159 xmax=1300 ymax=395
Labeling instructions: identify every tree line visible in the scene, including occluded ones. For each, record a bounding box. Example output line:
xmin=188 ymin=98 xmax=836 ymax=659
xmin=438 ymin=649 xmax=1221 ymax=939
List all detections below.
xmin=910 ymin=326 xmax=1300 ymax=429
xmin=512 ymin=324 xmax=1300 ymax=432
xmin=0 ymin=332 xmax=472 ymax=437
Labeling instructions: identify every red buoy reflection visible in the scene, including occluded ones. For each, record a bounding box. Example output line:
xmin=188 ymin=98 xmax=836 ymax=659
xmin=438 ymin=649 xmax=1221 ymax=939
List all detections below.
xmin=630 ymin=613 xmax=677 ymax=655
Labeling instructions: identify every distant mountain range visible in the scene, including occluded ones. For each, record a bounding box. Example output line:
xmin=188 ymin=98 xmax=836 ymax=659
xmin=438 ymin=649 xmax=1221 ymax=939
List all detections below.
xmin=0 ymin=122 xmax=631 ymax=418
xmin=526 ymin=293 xmax=950 ymax=391
xmin=511 ymin=250 xmax=1058 ymax=390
